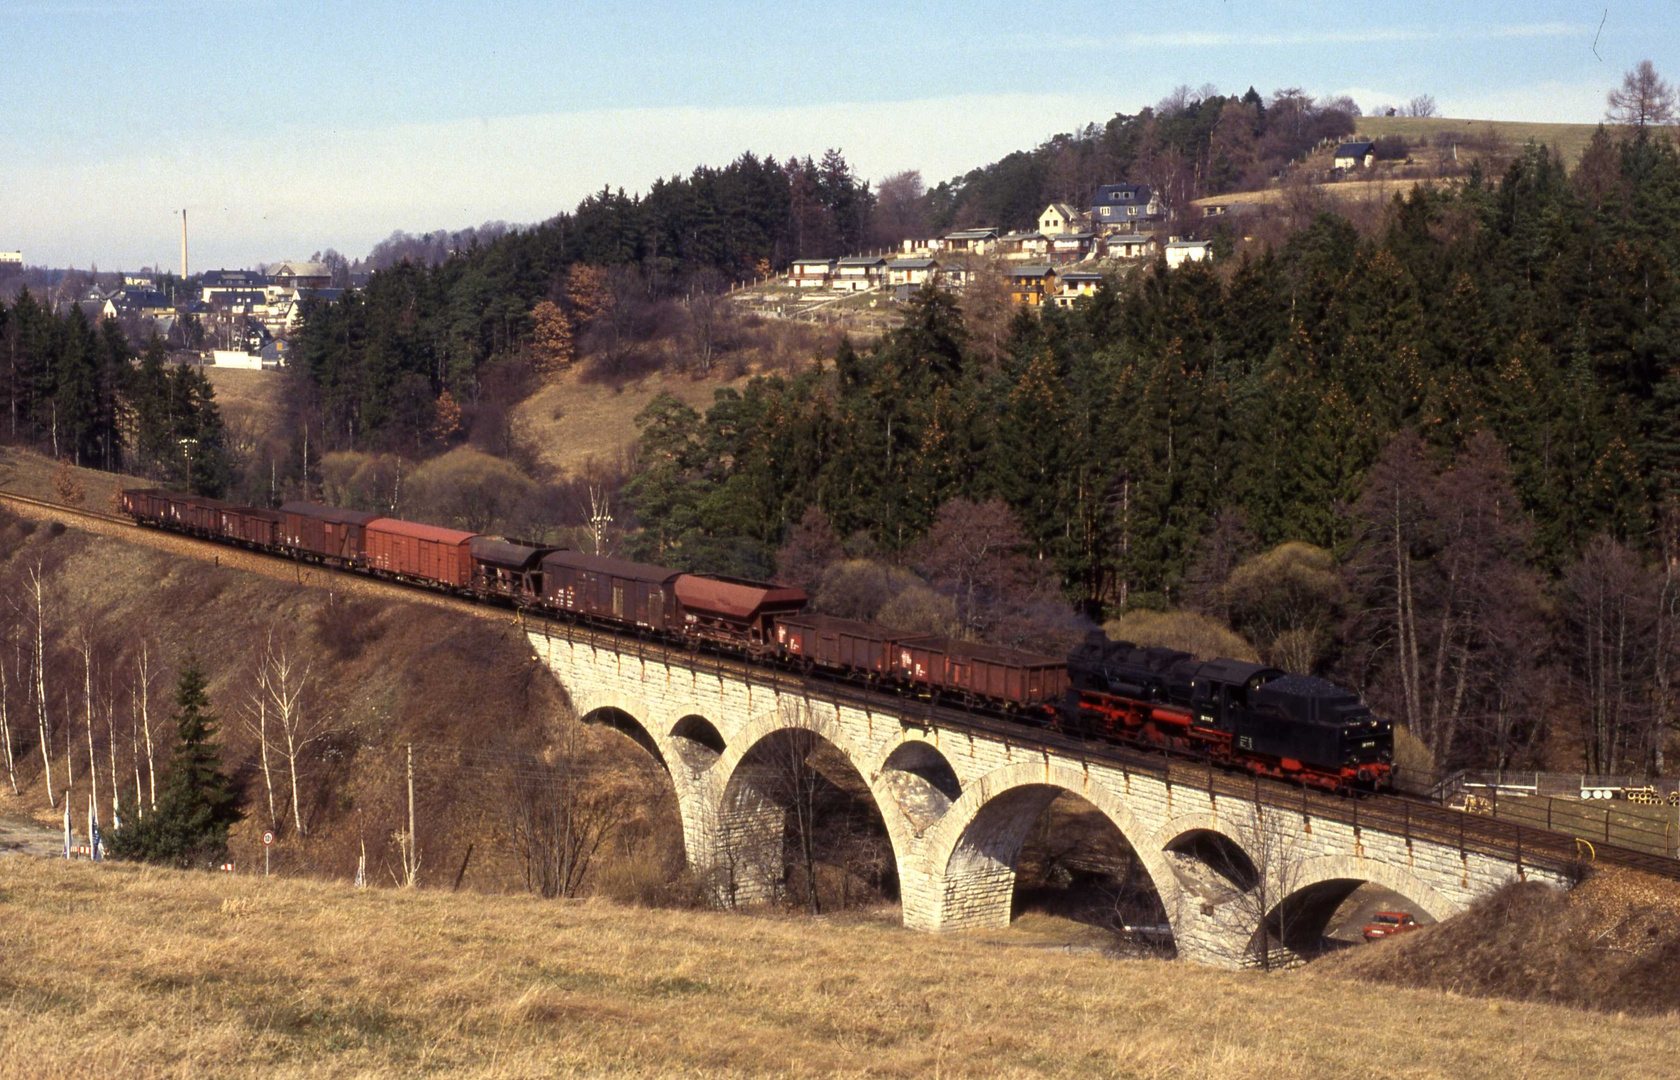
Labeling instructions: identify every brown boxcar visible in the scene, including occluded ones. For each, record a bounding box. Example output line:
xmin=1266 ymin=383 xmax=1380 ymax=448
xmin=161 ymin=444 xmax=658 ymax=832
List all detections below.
xmin=892 ymin=635 xmax=1069 ymax=708
xmin=219 ymin=506 xmax=283 ymax=547
xmin=775 ymin=614 xmax=901 ymax=675
xmin=279 ymin=502 xmax=382 ymax=561
xmin=674 ymin=575 xmax=809 ymax=647
xmin=539 ymin=551 xmax=682 ymax=631
xmin=363 ymin=518 xmax=477 ymax=587
xmin=119 ymin=488 xmax=174 ymax=524
xmin=470 ymin=537 xmax=557 ymax=600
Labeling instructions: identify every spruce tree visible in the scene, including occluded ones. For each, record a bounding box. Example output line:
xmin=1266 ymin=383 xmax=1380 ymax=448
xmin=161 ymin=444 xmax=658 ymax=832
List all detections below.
xmin=106 ymin=659 xmax=242 ymax=868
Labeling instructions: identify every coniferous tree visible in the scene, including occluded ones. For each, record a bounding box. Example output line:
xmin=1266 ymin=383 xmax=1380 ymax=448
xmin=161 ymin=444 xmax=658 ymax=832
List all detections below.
xmin=106 ymin=659 xmax=242 ymax=868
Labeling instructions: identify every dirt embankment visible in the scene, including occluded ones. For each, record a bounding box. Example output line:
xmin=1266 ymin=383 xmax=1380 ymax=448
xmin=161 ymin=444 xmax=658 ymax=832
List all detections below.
xmin=0 ymin=506 xmax=679 ymax=895
xmin=1325 ymin=867 xmax=1680 ymax=1015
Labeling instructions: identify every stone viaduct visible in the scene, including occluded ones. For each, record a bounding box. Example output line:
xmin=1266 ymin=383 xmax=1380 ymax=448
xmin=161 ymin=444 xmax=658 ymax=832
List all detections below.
xmin=527 ymin=621 xmax=1571 ymax=967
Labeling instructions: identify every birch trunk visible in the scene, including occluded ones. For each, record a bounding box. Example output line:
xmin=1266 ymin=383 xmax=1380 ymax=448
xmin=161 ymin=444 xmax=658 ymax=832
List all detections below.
xmin=31 ymin=566 xmax=53 ymax=807
xmin=1 ymin=663 xmax=15 ymax=795
xmin=137 ymin=643 xmax=156 ymax=810
xmin=81 ymin=637 xmax=97 ymax=826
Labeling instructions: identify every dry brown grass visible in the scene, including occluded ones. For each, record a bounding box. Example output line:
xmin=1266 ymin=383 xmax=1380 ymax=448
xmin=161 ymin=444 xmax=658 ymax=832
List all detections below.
xmin=204 ymin=365 xmax=289 ymax=448
xmin=512 ymin=365 xmax=755 ymax=477
xmin=1358 ymin=116 xmax=1601 ymax=168
xmin=1 ymin=857 xmax=1674 ymax=1078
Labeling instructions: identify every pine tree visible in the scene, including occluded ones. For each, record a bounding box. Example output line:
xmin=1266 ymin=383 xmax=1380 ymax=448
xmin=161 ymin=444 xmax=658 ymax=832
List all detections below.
xmin=105 ymin=659 xmax=242 ymax=868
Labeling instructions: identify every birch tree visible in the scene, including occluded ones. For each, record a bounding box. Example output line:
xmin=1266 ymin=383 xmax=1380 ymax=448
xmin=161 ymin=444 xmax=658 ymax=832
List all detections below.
xmin=28 ymin=564 xmax=53 ymax=807
xmin=134 ymin=642 xmax=158 ymax=810
xmin=1 ymin=637 xmax=16 ymax=796
xmin=77 ymin=628 xmax=98 ymax=828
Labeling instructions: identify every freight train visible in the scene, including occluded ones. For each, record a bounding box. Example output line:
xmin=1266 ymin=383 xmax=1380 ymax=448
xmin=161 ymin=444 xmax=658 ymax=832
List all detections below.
xmin=120 ymin=489 xmax=1394 ymax=792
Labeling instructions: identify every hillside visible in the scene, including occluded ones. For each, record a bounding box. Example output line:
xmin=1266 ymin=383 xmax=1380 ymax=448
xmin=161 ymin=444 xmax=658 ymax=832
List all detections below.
xmin=1358 ymin=116 xmax=1601 ymax=167
xmin=1 ymin=857 xmax=1674 ymax=1078
xmin=0 ymin=499 xmax=681 ymax=896
xmin=1328 ymin=867 xmax=1680 ymax=1015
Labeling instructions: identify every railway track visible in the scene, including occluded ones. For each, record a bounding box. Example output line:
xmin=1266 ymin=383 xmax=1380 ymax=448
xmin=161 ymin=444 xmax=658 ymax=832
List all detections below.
xmin=6 ymin=487 xmax=1677 ymax=883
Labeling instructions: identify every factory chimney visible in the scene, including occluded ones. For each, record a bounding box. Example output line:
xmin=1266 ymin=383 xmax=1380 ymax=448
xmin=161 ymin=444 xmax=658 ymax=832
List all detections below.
xmin=180 ymin=209 xmax=189 ymax=279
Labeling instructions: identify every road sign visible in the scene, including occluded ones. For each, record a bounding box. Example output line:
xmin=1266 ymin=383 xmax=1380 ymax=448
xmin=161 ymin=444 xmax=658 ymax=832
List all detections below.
xmin=262 ymin=831 xmax=274 ymax=846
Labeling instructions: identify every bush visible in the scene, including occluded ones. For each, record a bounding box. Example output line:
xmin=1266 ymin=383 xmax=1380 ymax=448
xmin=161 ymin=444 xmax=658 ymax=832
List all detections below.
xmin=1103 ymin=610 xmax=1258 ymax=662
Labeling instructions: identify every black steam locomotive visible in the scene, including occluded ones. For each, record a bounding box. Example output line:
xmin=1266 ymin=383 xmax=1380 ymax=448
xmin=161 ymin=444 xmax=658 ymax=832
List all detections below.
xmin=1062 ymin=634 xmax=1393 ymax=792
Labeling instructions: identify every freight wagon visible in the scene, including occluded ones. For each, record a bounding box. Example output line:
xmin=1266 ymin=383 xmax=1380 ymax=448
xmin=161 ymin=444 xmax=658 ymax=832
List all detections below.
xmin=279 ymin=503 xmax=381 ymax=562
xmin=675 ymin=575 xmax=809 ymax=650
xmin=469 ymin=537 xmax=556 ymax=599
xmin=776 ymin=614 xmax=902 ymax=677
xmin=363 ymin=519 xmax=477 ymax=587
xmin=893 ymin=635 xmax=1070 ymax=710
xmin=540 ymin=551 xmax=683 ymax=631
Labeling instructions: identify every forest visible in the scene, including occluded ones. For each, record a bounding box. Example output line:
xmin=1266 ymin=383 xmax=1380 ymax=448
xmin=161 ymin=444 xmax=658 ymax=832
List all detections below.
xmin=0 ymin=297 xmax=231 ymax=494
xmin=614 ymin=130 xmax=1680 ymax=778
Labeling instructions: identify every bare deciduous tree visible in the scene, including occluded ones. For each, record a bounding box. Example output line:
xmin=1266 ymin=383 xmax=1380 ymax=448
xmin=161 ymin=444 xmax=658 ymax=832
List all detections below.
xmin=1606 ymin=60 xmax=1676 ymax=128
xmin=28 ymin=564 xmax=53 ymax=807
xmin=0 ymin=635 xmax=16 ymax=796
xmin=1404 ymin=94 xmax=1439 ymax=118
xmin=256 ymin=639 xmax=327 ymax=836
xmin=502 ymin=727 xmax=637 ymax=899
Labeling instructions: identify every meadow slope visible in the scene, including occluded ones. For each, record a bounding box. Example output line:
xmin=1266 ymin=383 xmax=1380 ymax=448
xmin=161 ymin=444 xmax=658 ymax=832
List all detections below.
xmin=0 ymin=857 xmax=1674 ymax=1079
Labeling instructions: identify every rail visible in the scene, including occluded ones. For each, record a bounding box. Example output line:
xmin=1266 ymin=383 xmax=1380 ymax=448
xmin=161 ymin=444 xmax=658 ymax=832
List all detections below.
xmin=10 ymin=487 xmax=1679 ymax=883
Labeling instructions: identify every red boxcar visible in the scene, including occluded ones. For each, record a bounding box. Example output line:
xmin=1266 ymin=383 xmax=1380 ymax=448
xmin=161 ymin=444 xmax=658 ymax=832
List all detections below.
xmin=892 ymin=635 xmax=1069 ymax=708
xmin=674 ymin=575 xmax=809 ymax=647
xmin=363 ymin=518 xmax=477 ymax=587
xmin=219 ymin=506 xmax=283 ymax=547
xmin=279 ymin=502 xmax=382 ymax=561
xmin=540 ymin=551 xmax=683 ymax=631
xmin=775 ymin=614 xmax=901 ymax=675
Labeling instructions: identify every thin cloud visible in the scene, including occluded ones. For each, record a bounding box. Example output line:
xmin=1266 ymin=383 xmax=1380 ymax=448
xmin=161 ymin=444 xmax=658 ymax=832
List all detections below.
xmin=1049 ymin=22 xmax=1585 ymax=50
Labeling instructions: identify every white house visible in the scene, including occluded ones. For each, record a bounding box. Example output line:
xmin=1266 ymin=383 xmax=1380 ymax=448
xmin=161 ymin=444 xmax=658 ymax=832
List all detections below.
xmin=886 ymin=258 xmax=940 ymax=287
xmin=999 ymin=232 xmax=1048 ymax=259
xmin=1105 ymin=234 xmax=1159 ymax=260
xmin=1054 ymin=271 xmax=1105 ymax=308
xmin=1333 ymin=141 xmax=1376 ymax=170
xmin=833 ymin=256 xmax=887 ymax=292
xmin=942 ymin=228 xmax=999 ymax=254
xmin=1050 ymin=232 xmax=1096 ymax=263
xmin=789 ymin=259 xmax=834 ymax=288
xmin=1038 ymin=202 xmax=1088 ymax=236
xmin=1164 ymin=238 xmax=1213 ymax=269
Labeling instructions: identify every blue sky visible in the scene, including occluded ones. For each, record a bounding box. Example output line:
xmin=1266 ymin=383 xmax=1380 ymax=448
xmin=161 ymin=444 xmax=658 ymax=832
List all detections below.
xmin=2 ymin=0 xmax=1675 ymax=270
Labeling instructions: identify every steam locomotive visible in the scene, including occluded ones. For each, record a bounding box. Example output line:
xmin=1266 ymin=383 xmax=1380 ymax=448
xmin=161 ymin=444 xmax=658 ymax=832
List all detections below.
xmin=119 ymin=488 xmax=1394 ymax=793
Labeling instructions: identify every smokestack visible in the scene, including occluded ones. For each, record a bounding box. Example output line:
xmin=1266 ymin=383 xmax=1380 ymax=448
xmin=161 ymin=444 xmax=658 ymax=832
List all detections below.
xmin=180 ymin=209 xmax=189 ymax=279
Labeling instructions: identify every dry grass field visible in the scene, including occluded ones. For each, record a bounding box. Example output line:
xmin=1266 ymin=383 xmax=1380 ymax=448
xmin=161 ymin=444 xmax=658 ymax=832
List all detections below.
xmin=204 ymin=365 xmax=289 ymax=447
xmin=1 ymin=858 xmax=1674 ymax=1079
xmin=1358 ymin=116 xmax=1601 ymax=167
xmin=513 ymin=366 xmax=755 ymax=477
